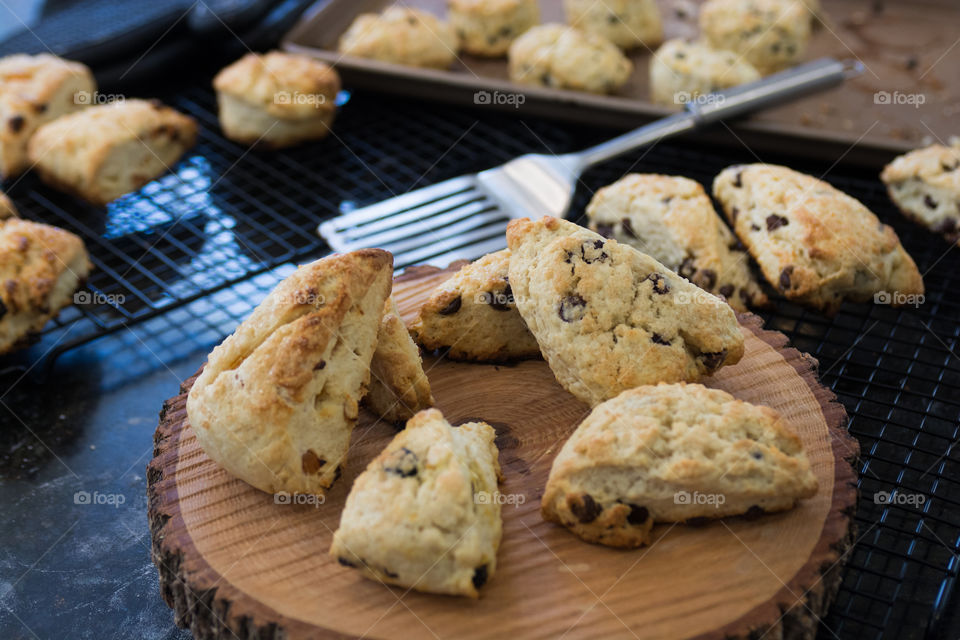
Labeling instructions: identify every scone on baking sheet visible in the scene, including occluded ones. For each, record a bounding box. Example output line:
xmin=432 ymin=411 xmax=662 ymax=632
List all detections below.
xmin=410 ymin=249 xmax=541 ymax=362
xmin=508 ymin=24 xmax=632 ymax=94
xmin=586 ymin=174 xmax=768 ymax=312
xmin=213 ymin=51 xmax=340 ymax=148
xmin=338 ymin=7 xmax=458 ymax=70
xmin=364 ymin=297 xmax=435 ymax=426
xmin=506 ymin=217 xmax=744 ymax=408
xmin=0 ymin=53 xmax=96 ymax=179
xmin=448 ymin=0 xmax=539 ymax=57
xmin=713 ymin=164 xmax=925 ymax=314
xmin=564 ymin=0 xmax=663 ymax=50
xmin=186 ymin=250 xmax=393 ymax=496
xmin=27 ymin=99 xmax=198 ymax=206
xmin=542 ymin=383 xmax=819 ymax=548
xmin=0 ymin=190 xmax=16 ymax=219
xmin=649 ymin=39 xmax=761 ymax=107
xmin=0 ymin=218 xmax=93 ymax=355
xmin=699 ymin=0 xmax=811 ymax=75
xmin=880 ymin=142 xmax=960 ymax=244
xmin=330 ymin=408 xmax=502 ymax=598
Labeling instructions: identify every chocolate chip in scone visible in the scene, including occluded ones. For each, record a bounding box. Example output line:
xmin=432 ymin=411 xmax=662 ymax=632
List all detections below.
xmin=558 ymin=294 xmax=587 ymax=322
xmin=314 ymin=360 xmax=326 ymax=370
xmin=651 ymin=333 xmax=671 ymax=345
xmin=0 ymin=297 xmax=6 ymax=320
xmin=699 ymin=349 xmax=727 ymax=372
xmin=301 ymin=449 xmax=326 ymax=474
xmin=384 ymin=447 xmax=418 ymax=477
xmin=733 ymin=171 xmax=743 ymax=188
xmin=750 ymin=223 xmax=761 ymax=232
xmin=766 ymin=214 xmax=789 ymax=231
xmin=729 ymin=237 xmax=747 ymax=252
xmin=570 ymin=494 xmax=602 ymax=523
xmin=779 ymin=265 xmax=795 ymax=291
xmin=718 ymin=284 xmax=735 ymax=299
xmin=678 ymin=257 xmax=696 ymax=278
xmin=621 ymin=218 xmax=637 ymax=239
xmin=942 ymin=160 xmax=959 ymax=172
xmin=580 ymin=239 xmax=608 ymax=263
xmin=743 ymin=505 xmax=766 ymax=521
xmin=751 ymin=451 xmax=764 ymax=460
xmin=595 ymin=223 xmax=614 ymax=238
xmin=647 ymin=273 xmax=670 ymax=294
xmin=627 ymin=504 xmax=649 ymax=526
xmin=334 ymin=465 xmax=343 ymax=481
xmin=694 ymin=269 xmax=716 ymax=290
xmin=934 ymin=218 xmax=957 ymax=234
xmin=488 ymin=285 xmax=513 ymax=311
xmin=33 ymin=103 xmax=47 ymax=114
xmin=382 ymin=567 xmax=399 ymax=578
xmin=438 ymin=295 xmax=462 ymax=315
xmin=337 ymin=557 xmax=358 ymax=568
xmin=8 ymin=115 xmax=25 ymax=134
xmin=924 ymin=194 xmax=939 ymax=209
xmin=731 ymin=206 xmax=739 ymax=222
xmin=472 ymin=565 xmax=489 ymax=589
xmin=739 ymin=289 xmax=753 ymax=306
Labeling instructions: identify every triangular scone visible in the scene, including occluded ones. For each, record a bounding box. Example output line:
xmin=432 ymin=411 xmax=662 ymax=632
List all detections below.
xmin=542 ymin=383 xmax=818 ymax=548
xmin=331 ymin=409 xmax=502 ymax=598
xmin=410 ymin=249 xmax=541 ymax=362
xmin=506 ymin=217 xmax=744 ymax=407
xmin=186 ymin=249 xmax=393 ymax=495
xmin=364 ymin=297 xmax=435 ymax=425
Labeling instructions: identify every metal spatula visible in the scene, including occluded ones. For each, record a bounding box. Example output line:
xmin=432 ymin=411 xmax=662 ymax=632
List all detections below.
xmin=319 ymin=58 xmax=861 ymax=269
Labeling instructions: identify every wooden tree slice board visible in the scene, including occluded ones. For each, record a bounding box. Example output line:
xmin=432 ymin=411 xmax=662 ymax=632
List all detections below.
xmin=148 ymin=265 xmax=859 ymax=640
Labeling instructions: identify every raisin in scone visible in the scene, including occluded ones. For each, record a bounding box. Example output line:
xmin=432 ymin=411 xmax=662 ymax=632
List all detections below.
xmin=338 ymin=7 xmax=458 ymax=69
xmin=507 ymin=217 xmax=744 ymax=407
xmin=448 ymin=0 xmax=539 ymax=57
xmin=330 ymin=409 xmax=502 ymax=597
xmin=564 ymin=0 xmax=663 ymax=50
xmin=542 ymin=383 xmax=818 ymax=547
xmin=0 ymin=190 xmax=16 ymax=219
xmin=411 ymin=249 xmax=541 ymax=362
xmin=0 ymin=218 xmax=92 ymax=354
xmin=0 ymin=53 xmax=96 ymax=179
xmin=713 ymin=164 xmax=924 ymax=313
xmin=649 ymin=39 xmax=761 ymax=107
xmin=880 ymin=142 xmax=960 ymax=244
xmin=508 ymin=24 xmax=632 ymax=94
xmin=187 ymin=250 xmax=392 ymax=496
xmin=699 ymin=0 xmax=811 ymax=75
xmin=28 ymin=99 xmax=197 ymax=205
xmin=587 ymin=174 xmax=768 ymax=312
xmin=364 ymin=297 xmax=434 ymax=425
xmin=213 ymin=51 xmax=340 ymax=148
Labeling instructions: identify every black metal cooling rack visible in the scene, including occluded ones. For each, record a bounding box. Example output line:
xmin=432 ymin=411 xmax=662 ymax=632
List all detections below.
xmin=2 ymin=85 xmax=959 ymax=639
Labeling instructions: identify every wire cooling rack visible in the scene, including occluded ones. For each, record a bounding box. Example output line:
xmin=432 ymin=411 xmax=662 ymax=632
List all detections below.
xmin=3 ymin=86 xmax=959 ymax=639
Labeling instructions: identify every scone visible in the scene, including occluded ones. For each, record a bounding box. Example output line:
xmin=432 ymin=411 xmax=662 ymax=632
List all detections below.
xmin=330 ymin=409 xmax=502 ymax=598
xmin=586 ymin=174 xmax=768 ymax=312
xmin=699 ymin=0 xmax=811 ymax=75
xmin=213 ymin=51 xmax=340 ymax=148
xmin=880 ymin=142 xmax=960 ymax=244
xmin=449 ymin=0 xmax=540 ymax=57
xmin=649 ymin=39 xmax=761 ymax=107
xmin=0 ymin=189 xmax=16 ymax=218
xmin=338 ymin=7 xmax=458 ymax=69
xmin=713 ymin=164 xmax=925 ymax=313
xmin=508 ymin=24 xmax=632 ymax=94
xmin=186 ymin=250 xmax=393 ymax=496
xmin=0 ymin=53 xmax=96 ymax=179
xmin=0 ymin=218 xmax=92 ymax=354
xmin=507 ymin=217 xmax=744 ymax=407
xmin=364 ymin=297 xmax=434 ymax=425
xmin=564 ymin=0 xmax=663 ymax=50
xmin=542 ymin=383 xmax=819 ymax=547
xmin=27 ymin=99 xmax=198 ymax=206
xmin=410 ymin=249 xmax=541 ymax=362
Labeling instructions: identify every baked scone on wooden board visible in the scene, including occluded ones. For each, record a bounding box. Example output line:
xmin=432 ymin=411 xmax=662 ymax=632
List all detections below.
xmin=542 ymin=383 xmax=818 ymax=548
xmin=881 ymin=141 xmax=960 ymax=244
xmin=0 ymin=218 xmax=92 ymax=354
xmin=448 ymin=0 xmax=540 ymax=57
xmin=186 ymin=249 xmax=392 ymax=496
xmin=338 ymin=7 xmax=458 ymax=69
xmin=507 ymin=217 xmax=744 ymax=407
xmin=410 ymin=248 xmax=541 ymax=362
xmin=586 ymin=174 xmax=768 ymax=312
xmin=330 ymin=408 xmax=502 ymax=598
xmin=0 ymin=189 xmax=17 ymax=219
xmin=0 ymin=53 xmax=96 ymax=179
xmin=27 ymin=98 xmax=198 ymax=206
xmin=564 ymin=0 xmax=662 ymax=50
xmin=213 ymin=51 xmax=340 ymax=148
xmin=713 ymin=164 xmax=924 ymax=313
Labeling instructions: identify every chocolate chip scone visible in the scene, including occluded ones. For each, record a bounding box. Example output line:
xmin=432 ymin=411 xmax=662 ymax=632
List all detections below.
xmin=448 ymin=0 xmax=540 ymax=57
xmin=364 ymin=297 xmax=435 ymax=426
xmin=649 ymin=39 xmax=761 ymax=107
xmin=507 ymin=217 xmax=744 ymax=407
xmin=330 ymin=409 xmax=502 ymax=598
xmin=699 ymin=0 xmax=812 ymax=75
xmin=187 ymin=250 xmax=392 ymax=496
xmin=542 ymin=383 xmax=818 ymax=548
xmin=411 ymin=249 xmax=541 ymax=362
xmin=880 ymin=142 xmax=960 ymax=244
xmin=564 ymin=0 xmax=663 ymax=50
xmin=587 ymin=174 xmax=768 ymax=312
xmin=338 ymin=7 xmax=458 ymax=70
xmin=0 ymin=189 xmax=16 ymax=219
xmin=713 ymin=164 xmax=924 ymax=313
xmin=0 ymin=218 xmax=92 ymax=354
xmin=508 ymin=24 xmax=632 ymax=94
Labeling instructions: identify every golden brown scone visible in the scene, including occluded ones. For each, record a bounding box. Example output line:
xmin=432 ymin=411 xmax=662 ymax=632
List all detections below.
xmin=213 ymin=51 xmax=340 ymax=148
xmin=649 ymin=38 xmax=761 ymax=107
xmin=364 ymin=297 xmax=434 ymax=425
xmin=880 ymin=141 xmax=960 ymax=244
xmin=186 ymin=250 xmax=393 ymax=496
xmin=0 ymin=218 xmax=92 ymax=354
xmin=0 ymin=189 xmax=16 ymax=219
xmin=448 ymin=0 xmax=540 ymax=57
xmin=0 ymin=53 xmax=96 ymax=179
xmin=564 ymin=0 xmax=662 ymax=50
xmin=699 ymin=0 xmax=812 ymax=75
xmin=338 ymin=7 xmax=458 ymax=69
xmin=27 ymin=99 xmax=198 ymax=206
